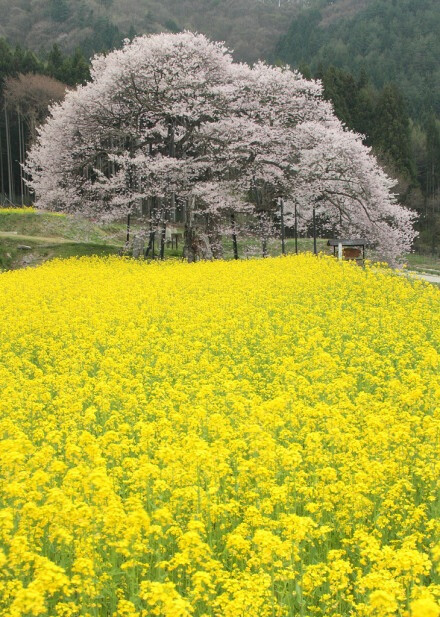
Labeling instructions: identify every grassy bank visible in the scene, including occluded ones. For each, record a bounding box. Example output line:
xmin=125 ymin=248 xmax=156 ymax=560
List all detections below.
xmin=1 ymin=207 xmax=440 ymax=272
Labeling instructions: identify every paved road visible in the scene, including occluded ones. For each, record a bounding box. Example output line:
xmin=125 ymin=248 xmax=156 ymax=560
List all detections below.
xmin=404 ymin=271 xmax=440 ymax=285
xmin=414 ymin=272 xmax=440 ymax=284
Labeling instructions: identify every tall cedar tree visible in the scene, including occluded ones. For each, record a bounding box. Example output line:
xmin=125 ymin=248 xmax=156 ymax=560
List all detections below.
xmin=374 ymin=84 xmax=415 ymax=179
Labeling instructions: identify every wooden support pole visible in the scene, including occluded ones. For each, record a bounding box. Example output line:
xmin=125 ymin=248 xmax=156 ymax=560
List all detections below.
xmin=160 ymin=222 xmax=166 ymax=260
xmin=294 ymin=202 xmax=298 ymax=254
xmin=313 ymin=205 xmax=317 ymax=255
xmin=231 ymin=212 xmax=239 ymax=260
xmin=126 ymin=212 xmax=131 ymax=245
xmin=280 ymin=198 xmax=285 ymax=255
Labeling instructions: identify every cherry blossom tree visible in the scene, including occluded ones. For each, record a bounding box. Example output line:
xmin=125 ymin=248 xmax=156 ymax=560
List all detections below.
xmin=288 ymin=121 xmax=417 ymax=262
xmin=26 ymin=32 xmax=237 ymax=257
xmin=203 ymin=61 xmax=416 ymax=261
xmin=26 ymin=32 xmax=417 ymax=262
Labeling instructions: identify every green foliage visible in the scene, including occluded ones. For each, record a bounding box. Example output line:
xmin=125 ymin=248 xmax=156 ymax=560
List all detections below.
xmin=425 ymin=113 xmax=440 ymax=192
xmin=309 ymin=63 xmax=440 ymax=252
xmin=85 ymin=16 xmax=123 ymax=55
xmin=0 ymin=41 xmax=40 ymax=92
xmin=320 ymin=65 xmax=359 ymax=129
xmin=373 ymin=84 xmax=415 ymax=179
xmin=164 ymin=19 xmax=181 ymax=34
xmin=317 ymin=65 xmax=415 ymax=178
xmin=0 ymin=40 xmax=90 ymax=205
xmin=46 ymin=40 xmax=103 ymax=84
xmin=277 ymin=0 xmax=440 ymax=119
xmin=0 ymin=0 xmax=297 ymax=65
xmin=49 ymin=0 xmax=71 ymax=23
xmin=277 ymin=0 xmax=440 ymax=249
xmin=0 ymin=38 xmax=90 ymax=91
xmin=277 ymin=9 xmax=322 ymax=62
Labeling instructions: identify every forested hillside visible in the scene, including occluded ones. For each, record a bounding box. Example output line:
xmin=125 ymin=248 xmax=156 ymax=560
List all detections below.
xmin=277 ymin=0 xmax=440 ymax=119
xmin=274 ymin=0 xmax=440 ymax=252
xmin=0 ymin=0 xmax=301 ymax=62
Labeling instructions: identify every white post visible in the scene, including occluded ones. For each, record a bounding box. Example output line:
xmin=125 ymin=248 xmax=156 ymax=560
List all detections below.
xmin=338 ymin=242 xmax=343 ymax=261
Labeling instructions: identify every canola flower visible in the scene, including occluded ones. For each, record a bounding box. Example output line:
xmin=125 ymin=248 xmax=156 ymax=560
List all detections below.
xmin=0 ymin=206 xmax=36 ymax=214
xmin=0 ymin=254 xmax=440 ymax=617
xmin=0 ymin=207 xmax=65 ymax=216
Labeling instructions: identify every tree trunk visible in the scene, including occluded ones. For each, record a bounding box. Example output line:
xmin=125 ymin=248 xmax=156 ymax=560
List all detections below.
xmin=145 ymin=197 xmax=157 ymax=258
xmin=145 ymin=226 xmax=156 ymax=258
xmin=160 ymin=221 xmax=166 ymax=260
xmin=18 ymin=112 xmax=24 ymax=205
xmin=21 ymin=113 xmax=29 ymax=203
xmin=145 ymin=231 xmax=156 ymax=258
xmin=184 ymin=196 xmax=197 ymax=262
xmin=4 ymin=106 xmax=14 ymax=204
xmin=0 ymin=125 xmax=5 ymax=200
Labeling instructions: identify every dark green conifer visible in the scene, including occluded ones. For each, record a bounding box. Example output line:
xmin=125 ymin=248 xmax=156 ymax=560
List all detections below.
xmin=374 ymin=84 xmax=415 ymax=178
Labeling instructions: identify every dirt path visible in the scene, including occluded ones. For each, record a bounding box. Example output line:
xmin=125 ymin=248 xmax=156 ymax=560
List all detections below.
xmin=0 ymin=231 xmax=79 ymax=244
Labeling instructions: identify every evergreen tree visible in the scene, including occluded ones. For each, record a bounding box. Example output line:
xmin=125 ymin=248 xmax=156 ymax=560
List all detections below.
xmin=354 ymin=85 xmax=377 ymax=145
xmin=47 ymin=44 xmax=64 ymax=82
xmin=321 ymin=66 xmax=358 ymax=130
xmin=90 ymin=17 xmax=123 ymax=53
xmin=425 ymin=112 xmax=440 ymax=195
xmin=0 ymin=39 xmax=15 ymax=87
xmin=12 ymin=46 xmax=40 ymax=75
xmin=127 ymin=25 xmax=137 ymax=41
xmin=374 ymin=84 xmax=415 ymax=178
xmin=298 ymin=62 xmax=312 ymax=80
xmin=70 ymin=49 xmax=90 ymax=85
xmin=49 ymin=0 xmax=71 ymax=23
xmin=276 ymin=0 xmax=440 ymax=119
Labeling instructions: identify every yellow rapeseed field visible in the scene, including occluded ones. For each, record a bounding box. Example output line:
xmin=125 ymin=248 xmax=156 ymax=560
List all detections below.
xmin=0 ymin=254 xmax=440 ymax=617
xmin=0 ymin=207 xmax=64 ymax=216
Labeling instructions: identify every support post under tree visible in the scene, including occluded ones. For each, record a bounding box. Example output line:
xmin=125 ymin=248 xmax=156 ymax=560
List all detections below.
xmin=160 ymin=221 xmax=166 ymax=260
xmin=126 ymin=212 xmax=131 ymax=246
xmin=280 ymin=198 xmax=285 ymax=255
xmin=294 ymin=202 xmax=298 ymax=254
xmin=313 ymin=204 xmax=317 ymax=255
xmin=231 ymin=212 xmax=239 ymax=260
xmin=184 ymin=196 xmax=197 ymax=262
xmin=262 ymin=232 xmax=268 ymax=258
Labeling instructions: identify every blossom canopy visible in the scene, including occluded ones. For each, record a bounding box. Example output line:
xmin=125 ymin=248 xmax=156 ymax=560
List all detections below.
xmin=26 ymin=32 xmax=417 ymax=261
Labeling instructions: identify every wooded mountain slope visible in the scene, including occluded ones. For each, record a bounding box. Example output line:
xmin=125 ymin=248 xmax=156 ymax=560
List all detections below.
xmin=0 ymin=0 xmax=301 ymax=62
xmin=277 ymin=0 xmax=440 ymax=119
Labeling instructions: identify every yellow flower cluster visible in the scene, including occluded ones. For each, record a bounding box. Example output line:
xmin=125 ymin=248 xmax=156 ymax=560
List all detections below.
xmin=0 ymin=206 xmax=65 ymax=216
xmin=0 ymin=207 xmax=37 ymax=214
xmin=0 ymin=254 xmax=439 ymax=617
